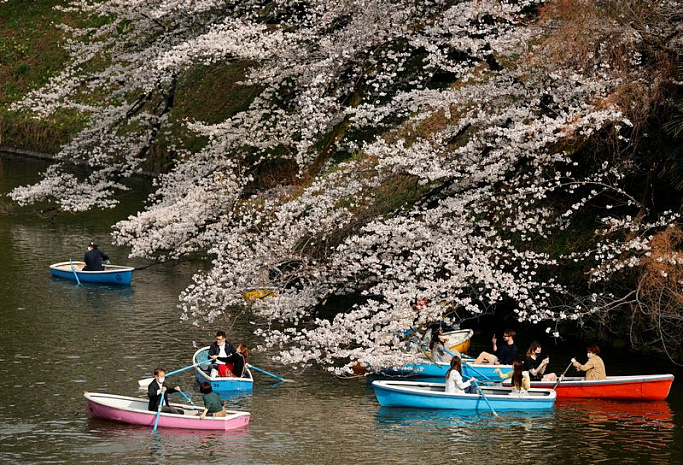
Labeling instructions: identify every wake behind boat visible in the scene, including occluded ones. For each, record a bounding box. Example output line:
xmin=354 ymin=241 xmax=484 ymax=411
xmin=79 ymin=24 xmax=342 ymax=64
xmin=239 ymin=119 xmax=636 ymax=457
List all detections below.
xmin=84 ymin=392 xmax=250 ymax=431
xmin=372 ymin=379 xmax=556 ymax=411
xmin=50 ymin=261 xmax=135 ymax=285
xmin=504 ymin=374 xmax=675 ymax=400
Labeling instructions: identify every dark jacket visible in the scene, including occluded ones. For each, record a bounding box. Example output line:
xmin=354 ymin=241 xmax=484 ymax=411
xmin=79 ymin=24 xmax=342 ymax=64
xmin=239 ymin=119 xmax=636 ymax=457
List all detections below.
xmin=229 ymin=352 xmax=246 ymax=378
xmin=497 ymin=343 xmax=517 ymax=365
xmin=147 ymin=380 xmax=179 ymax=411
xmin=83 ymin=248 xmax=110 ymax=271
xmin=208 ymin=341 xmax=236 ymax=363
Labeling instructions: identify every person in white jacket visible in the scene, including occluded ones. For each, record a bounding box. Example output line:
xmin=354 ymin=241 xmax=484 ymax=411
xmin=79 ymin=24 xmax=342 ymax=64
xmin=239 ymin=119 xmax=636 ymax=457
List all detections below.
xmin=445 ymin=356 xmax=475 ymax=394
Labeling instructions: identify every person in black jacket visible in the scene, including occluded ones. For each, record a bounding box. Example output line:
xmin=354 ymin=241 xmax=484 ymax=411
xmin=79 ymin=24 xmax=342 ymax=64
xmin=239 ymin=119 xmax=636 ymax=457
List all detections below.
xmin=206 ymin=331 xmax=236 ymax=375
xmin=83 ymin=242 xmax=110 ymax=271
xmin=229 ymin=344 xmax=249 ymax=378
xmin=147 ymin=368 xmax=184 ymax=414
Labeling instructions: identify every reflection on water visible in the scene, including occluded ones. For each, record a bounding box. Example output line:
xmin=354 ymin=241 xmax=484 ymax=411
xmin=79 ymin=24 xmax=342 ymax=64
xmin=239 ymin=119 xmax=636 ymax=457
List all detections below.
xmin=49 ymin=277 xmax=135 ymax=299
xmin=1 ymin=155 xmax=683 ymax=464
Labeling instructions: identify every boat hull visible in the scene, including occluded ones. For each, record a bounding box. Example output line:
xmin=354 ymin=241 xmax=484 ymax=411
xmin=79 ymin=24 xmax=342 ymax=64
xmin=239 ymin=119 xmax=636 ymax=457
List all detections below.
xmin=514 ymin=374 xmax=675 ymax=400
xmin=443 ymin=329 xmax=474 ymax=354
xmin=50 ymin=261 xmax=134 ymax=285
xmin=372 ymin=380 xmax=556 ymax=411
xmin=84 ymin=392 xmax=250 ymax=431
xmin=193 ymin=347 xmax=254 ymax=394
xmin=385 ymin=361 xmax=511 ymax=381
xmin=244 ymin=287 xmax=277 ymax=302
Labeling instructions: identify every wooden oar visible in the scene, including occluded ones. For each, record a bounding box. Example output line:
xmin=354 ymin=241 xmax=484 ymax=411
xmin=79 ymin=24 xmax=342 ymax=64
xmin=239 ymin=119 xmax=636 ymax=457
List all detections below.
xmin=473 ymin=380 xmax=499 ymax=417
xmin=552 ymin=361 xmax=574 ymax=390
xmin=138 ymin=359 xmax=213 ymax=387
xmin=247 ymin=363 xmax=291 ymax=382
xmin=69 ymin=259 xmax=81 ymax=286
xmin=152 ymin=391 xmax=164 ymax=433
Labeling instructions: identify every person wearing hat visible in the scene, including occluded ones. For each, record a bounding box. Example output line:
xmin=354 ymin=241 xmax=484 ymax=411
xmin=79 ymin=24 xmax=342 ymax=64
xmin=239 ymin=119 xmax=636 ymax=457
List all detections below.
xmin=83 ymin=241 xmax=110 ymax=271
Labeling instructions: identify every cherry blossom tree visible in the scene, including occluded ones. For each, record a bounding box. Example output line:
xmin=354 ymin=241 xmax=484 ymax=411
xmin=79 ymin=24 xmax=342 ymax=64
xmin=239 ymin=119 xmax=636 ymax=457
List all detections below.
xmin=9 ymin=0 xmax=683 ymax=370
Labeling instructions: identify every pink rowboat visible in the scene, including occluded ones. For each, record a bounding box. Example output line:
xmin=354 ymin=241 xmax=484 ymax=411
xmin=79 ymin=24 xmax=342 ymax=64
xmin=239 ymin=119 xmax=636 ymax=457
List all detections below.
xmin=503 ymin=374 xmax=674 ymax=400
xmin=84 ymin=392 xmax=250 ymax=431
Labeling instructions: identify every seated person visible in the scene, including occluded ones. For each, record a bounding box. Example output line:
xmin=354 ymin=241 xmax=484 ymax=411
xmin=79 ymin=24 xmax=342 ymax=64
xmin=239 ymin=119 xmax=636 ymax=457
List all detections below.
xmin=571 ymin=344 xmax=606 ymax=380
xmin=429 ymin=325 xmax=449 ymax=362
xmin=227 ymin=344 xmax=249 ymax=378
xmin=198 ymin=382 xmax=226 ymax=418
xmin=147 ymin=368 xmax=184 ymax=414
xmin=445 ymin=356 xmax=476 ymax=394
xmin=473 ymin=329 xmax=517 ymax=365
xmin=83 ymin=242 xmax=110 ymax=271
xmin=207 ymin=330 xmax=236 ymax=375
xmin=495 ymin=360 xmax=530 ymax=396
xmin=524 ymin=341 xmax=556 ymax=381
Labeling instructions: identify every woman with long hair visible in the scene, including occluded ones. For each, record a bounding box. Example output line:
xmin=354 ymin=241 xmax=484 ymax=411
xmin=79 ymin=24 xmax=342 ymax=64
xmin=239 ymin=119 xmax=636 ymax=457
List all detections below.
xmin=495 ymin=360 xmax=530 ymax=396
xmin=445 ymin=356 xmax=475 ymax=394
xmin=524 ymin=341 xmax=556 ymax=381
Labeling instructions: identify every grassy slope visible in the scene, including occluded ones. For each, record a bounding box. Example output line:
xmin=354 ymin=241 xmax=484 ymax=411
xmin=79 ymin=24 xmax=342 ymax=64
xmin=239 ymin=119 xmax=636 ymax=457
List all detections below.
xmin=0 ymin=1 xmax=258 ymax=160
xmin=0 ymin=0 xmax=73 ymax=152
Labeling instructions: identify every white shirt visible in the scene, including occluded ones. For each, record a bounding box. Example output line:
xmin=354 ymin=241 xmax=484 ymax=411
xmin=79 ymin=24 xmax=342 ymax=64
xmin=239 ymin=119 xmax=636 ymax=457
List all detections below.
xmin=216 ymin=343 xmax=228 ymax=364
xmin=445 ymin=369 xmax=472 ymax=394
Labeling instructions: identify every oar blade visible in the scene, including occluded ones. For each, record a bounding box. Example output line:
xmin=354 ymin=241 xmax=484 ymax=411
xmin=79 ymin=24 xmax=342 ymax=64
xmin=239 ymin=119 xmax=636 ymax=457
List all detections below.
xmin=138 ymin=377 xmax=154 ymax=388
xmin=247 ymin=363 xmax=292 ymax=383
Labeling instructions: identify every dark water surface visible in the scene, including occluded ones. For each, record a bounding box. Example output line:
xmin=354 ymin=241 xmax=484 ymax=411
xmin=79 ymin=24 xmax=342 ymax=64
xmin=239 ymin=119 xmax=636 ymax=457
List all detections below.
xmin=1 ymin=155 xmax=682 ymax=464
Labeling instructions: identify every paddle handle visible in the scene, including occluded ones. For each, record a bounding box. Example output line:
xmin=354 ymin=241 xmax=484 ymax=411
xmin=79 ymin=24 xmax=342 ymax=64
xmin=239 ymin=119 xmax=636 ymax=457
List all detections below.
xmin=152 ymin=391 xmax=164 ymax=432
xmin=177 ymin=389 xmax=195 ymax=406
xmin=441 ymin=346 xmax=497 ymax=382
xmin=167 ymin=359 xmax=212 ymax=377
xmin=138 ymin=359 xmax=213 ymax=387
xmin=247 ymin=363 xmax=288 ymax=382
xmin=69 ymin=259 xmax=82 ymax=286
xmin=473 ymin=380 xmax=499 ymax=417
xmin=552 ymin=361 xmax=574 ymax=390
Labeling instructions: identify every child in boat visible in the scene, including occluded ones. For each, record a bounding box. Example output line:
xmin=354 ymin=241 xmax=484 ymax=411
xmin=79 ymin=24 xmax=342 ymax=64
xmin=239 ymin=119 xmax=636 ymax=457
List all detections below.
xmin=571 ymin=344 xmax=606 ymax=380
xmin=198 ymin=382 xmax=226 ymax=418
xmin=147 ymin=368 xmax=184 ymax=414
xmin=472 ymin=329 xmax=517 ymax=365
xmin=445 ymin=356 xmax=476 ymax=394
xmin=495 ymin=360 xmax=530 ymax=396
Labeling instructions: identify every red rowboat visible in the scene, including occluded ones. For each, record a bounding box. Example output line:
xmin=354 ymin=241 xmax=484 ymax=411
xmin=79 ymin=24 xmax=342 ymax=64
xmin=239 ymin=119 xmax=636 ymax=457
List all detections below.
xmin=504 ymin=374 xmax=674 ymax=400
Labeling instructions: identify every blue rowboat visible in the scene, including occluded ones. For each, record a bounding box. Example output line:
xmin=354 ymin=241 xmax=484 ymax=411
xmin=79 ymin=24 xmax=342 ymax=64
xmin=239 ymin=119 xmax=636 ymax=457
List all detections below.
xmin=192 ymin=347 xmax=253 ymax=395
xmin=49 ymin=261 xmax=134 ymax=285
xmin=372 ymin=380 xmax=556 ymax=411
xmin=384 ymin=360 xmax=512 ymax=381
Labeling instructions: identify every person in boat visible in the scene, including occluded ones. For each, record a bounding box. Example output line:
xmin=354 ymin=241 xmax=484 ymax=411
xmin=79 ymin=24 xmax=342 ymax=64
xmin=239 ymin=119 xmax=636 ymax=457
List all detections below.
xmin=82 ymin=242 xmax=110 ymax=271
xmin=571 ymin=344 xmax=607 ymax=381
xmin=472 ymin=329 xmax=517 ymax=365
xmin=198 ymin=382 xmax=226 ymax=419
xmin=207 ymin=330 xmax=237 ymax=376
xmin=147 ymin=368 xmax=184 ymax=414
xmin=429 ymin=325 xmax=449 ymax=362
xmin=445 ymin=356 xmax=476 ymax=394
xmin=524 ymin=341 xmax=557 ymax=381
xmin=227 ymin=344 xmax=249 ymax=378
xmin=495 ymin=360 xmax=530 ymax=396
